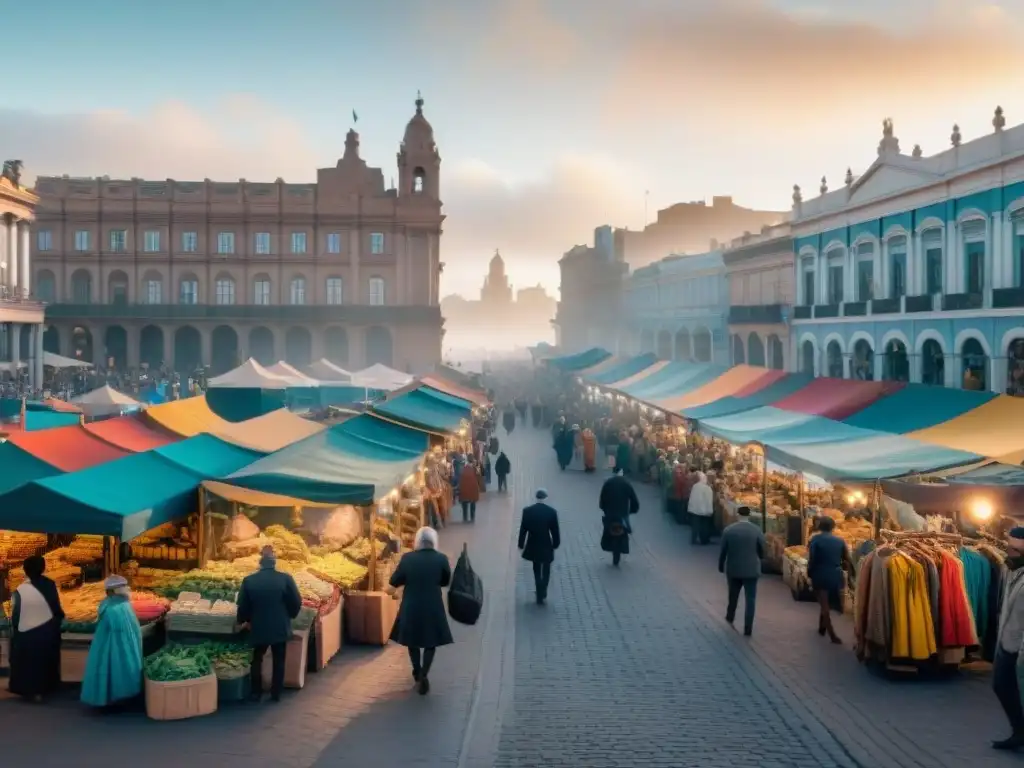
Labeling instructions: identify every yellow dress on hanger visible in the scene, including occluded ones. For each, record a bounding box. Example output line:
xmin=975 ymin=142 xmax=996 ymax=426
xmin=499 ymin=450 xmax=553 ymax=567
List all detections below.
xmin=888 ymin=554 xmax=937 ymax=661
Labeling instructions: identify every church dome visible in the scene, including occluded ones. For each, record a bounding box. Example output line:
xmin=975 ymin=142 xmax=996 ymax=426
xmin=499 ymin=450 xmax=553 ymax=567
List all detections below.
xmin=403 ymin=92 xmax=434 ymax=148
xmin=489 ymin=249 xmax=505 ymax=272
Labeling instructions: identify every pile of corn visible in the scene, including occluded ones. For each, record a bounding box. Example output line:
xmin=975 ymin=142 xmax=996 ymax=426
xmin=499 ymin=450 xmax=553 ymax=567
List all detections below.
xmin=130 ymin=566 xmax=185 ymax=590
xmin=264 ymin=525 xmax=310 ymax=564
xmin=0 ymin=532 xmax=48 ymax=563
xmin=308 ymin=553 xmax=368 ymax=589
xmin=60 ymin=535 xmax=105 ymax=566
xmin=340 ymin=537 xmax=385 ymax=565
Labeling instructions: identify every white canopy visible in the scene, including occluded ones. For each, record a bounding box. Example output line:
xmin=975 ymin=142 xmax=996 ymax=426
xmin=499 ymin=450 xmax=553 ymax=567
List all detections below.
xmin=267 ymin=361 xmax=320 ymax=386
xmin=352 ymin=363 xmax=414 ymax=391
xmin=72 ymin=384 xmax=144 ymax=418
xmin=208 ymin=358 xmax=290 ymax=390
xmin=306 ymin=359 xmax=353 ymax=384
xmin=44 ymin=351 xmax=93 ymax=369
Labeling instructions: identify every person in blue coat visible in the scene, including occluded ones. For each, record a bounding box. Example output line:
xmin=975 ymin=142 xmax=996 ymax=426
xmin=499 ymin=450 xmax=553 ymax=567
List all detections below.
xmin=81 ymin=575 xmax=143 ymax=710
xmin=806 ymin=516 xmax=850 ymax=644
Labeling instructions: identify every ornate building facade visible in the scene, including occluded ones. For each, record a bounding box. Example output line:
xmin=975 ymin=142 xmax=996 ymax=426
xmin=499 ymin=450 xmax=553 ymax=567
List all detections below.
xmin=31 ymin=96 xmax=444 ymax=375
xmin=790 ymin=109 xmax=1024 ymax=394
xmin=0 ymin=160 xmax=45 ymax=388
xmin=554 ymin=225 xmax=628 ymax=353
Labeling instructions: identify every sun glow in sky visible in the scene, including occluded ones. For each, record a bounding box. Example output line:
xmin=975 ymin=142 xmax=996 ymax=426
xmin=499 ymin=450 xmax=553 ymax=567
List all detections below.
xmin=4 ymin=0 xmax=1023 ymax=296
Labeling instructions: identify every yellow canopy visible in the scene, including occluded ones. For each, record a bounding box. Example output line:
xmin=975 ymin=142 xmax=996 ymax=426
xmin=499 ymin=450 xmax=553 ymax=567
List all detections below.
xmin=606 ymin=359 xmax=670 ymax=390
xmin=213 ymin=408 xmax=325 ymax=453
xmin=201 ymin=480 xmax=337 ymax=509
xmin=651 ymin=365 xmax=767 ymax=411
xmin=908 ymin=396 xmax=1024 ymax=464
xmin=145 ymin=396 xmax=231 ymax=437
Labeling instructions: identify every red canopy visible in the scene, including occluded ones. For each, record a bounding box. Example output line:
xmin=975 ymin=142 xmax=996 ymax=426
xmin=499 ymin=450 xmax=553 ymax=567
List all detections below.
xmin=772 ymin=378 xmax=906 ymax=421
xmin=84 ymin=415 xmax=178 ymax=452
xmin=5 ymin=425 xmax=130 ymax=471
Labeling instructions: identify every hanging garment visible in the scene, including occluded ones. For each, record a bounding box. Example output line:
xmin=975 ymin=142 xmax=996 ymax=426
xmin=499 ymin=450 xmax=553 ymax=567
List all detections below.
xmin=959 ymin=547 xmax=992 ymax=645
xmin=939 ymin=551 xmax=979 ymax=648
xmin=866 ymin=549 xmax=893 ymax=652
xmin=889 ymin=554 xmax=938 ymax=661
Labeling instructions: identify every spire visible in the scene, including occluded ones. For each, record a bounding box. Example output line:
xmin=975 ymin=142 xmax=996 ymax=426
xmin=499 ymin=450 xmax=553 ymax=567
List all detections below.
xmin=415 ymin=89 xmax=424 ymax=116
xmin=343 ymin=128 xmax=360 ymax=161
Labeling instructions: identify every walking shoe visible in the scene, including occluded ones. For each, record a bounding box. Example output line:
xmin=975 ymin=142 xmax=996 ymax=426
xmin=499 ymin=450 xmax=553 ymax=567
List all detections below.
xmin=417 ymin=676 xmax=430 ymax=695
xmin=993 ymin=734 xmax=1024 ymax=751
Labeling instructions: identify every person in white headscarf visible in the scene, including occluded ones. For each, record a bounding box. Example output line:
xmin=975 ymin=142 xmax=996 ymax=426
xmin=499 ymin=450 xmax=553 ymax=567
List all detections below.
xmin=389 ymin=527 xmax=453 ymax=695
xmin=688 ymin=471 xmax=714 ymax=546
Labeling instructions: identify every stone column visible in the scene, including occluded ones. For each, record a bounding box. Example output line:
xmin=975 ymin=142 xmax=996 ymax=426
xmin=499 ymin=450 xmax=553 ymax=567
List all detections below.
xmin=34 ymin=324 xmax=44 ymax=391
xmin=10 ymin=323 xmax=20 ymax=384
xmin=19 ymin=222 xmax=30 ymax=298
xmin=6 ymin=218 xmax=17 ymax=297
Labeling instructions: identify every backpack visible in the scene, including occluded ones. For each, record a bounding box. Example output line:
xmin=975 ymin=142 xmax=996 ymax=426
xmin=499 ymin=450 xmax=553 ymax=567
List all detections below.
xmin=447 ymin=543 xmax=484 ymax=626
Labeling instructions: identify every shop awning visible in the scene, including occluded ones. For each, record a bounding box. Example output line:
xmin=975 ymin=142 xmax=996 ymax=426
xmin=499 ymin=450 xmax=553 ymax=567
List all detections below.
xmin=576 ymin=354 xmax=626 ymax=378
xmin=5 ymin=424 xmax=131 ymax=470
xmin=154 ymin=434 xmax=265 ymax=476
xmin=19 ymin=411 xmax=82 ymax=431
xmin=266 ymin=361 xmax=319 ymax=386
xmin=84 ymin=415 xmax=178 ymax=452
xmin=211 ymin=409 xmax=326 ymax=453
xmin=547 ymin=347 xmax=611 ymax=372
xmin=616 ymin=363 xmax=727 ymax=402
xmin=372 ymin=385 xmax=472 ymax=435
xmin=605 ymin=360 xmax=670 ymax=390
xmin=71 ymin=385 xmax=144 ymax=419
xmin=418 ymin=375 xmax=489 ymax=407
xmin=652 ymin=366 xmax=777 ymax=412
xmin=697 ymin=405 xmax=816 ymax=445
xmin=908 ymin=396 xmax=1024 ymax=465
xmin=208 ymin=359 xmax=291 ymax=390
xmin=843 ymin=384 xmax=996 ymax=434
xmin=40 ymin=398 xmax=82 ymax=413
xmin=144 ymin=395 xmax=233 ymax=437
xmin=683 ymin=373 xmax=813 ymax=420
xmin=770 ymin=378 xmax=905 ymax=421
xmin=352 ymin=364 xmax=413 ymax=391
xmin=216 ymin=414 xmax=427 ymax=505
xmin=0 ymin=443 xmax=62 ymax=495
xmin=589 ymin=354 xmax=659 ymax=387
xmin=306 ymin=359 xmax=353 ymax=383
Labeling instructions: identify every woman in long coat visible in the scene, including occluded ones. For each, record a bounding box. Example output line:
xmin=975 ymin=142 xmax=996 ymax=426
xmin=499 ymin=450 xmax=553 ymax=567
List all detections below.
xmin=389 ymin=527 xmax=453 ymax=695
xmin=81 ymin=575 xmax=144 ymax=709
xmin=8 ymin=555 xmax=64 ymax=700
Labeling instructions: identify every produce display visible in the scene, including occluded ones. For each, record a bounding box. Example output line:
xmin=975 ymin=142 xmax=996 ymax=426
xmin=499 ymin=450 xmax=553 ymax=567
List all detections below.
xmin=308 ymin=553 xmax=369 ymax=589
xmin=293 ymin=570 xmax=336 ymax=606
xmin=59 ymin=582 xmax=170 ymax=632
xmin=152 ymin=567 xmax=243 ymax=602
xmin=264 ymin=525 xmax=311 ymax=564
xmin=0 ymin=532 xmax=48 ymax=562
xmin=60 ymin=536 xmax=105 ymax=566
xmin=144 ymin=643 xmax=214 ymax=682
xmin=292 ymin=606 xmax=317 ymax=632
xmin=339 ymin=537 xmax=385 ymax=565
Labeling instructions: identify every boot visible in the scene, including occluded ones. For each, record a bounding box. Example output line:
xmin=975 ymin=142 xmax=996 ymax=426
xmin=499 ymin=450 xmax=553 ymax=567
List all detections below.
xmin=992 ymin=731 xmax=1024 ymax=750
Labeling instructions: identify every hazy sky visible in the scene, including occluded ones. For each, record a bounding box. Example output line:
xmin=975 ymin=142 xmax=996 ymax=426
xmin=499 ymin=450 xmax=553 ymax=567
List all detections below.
xmin=4 ymin=0 xmax=1023 ymax=296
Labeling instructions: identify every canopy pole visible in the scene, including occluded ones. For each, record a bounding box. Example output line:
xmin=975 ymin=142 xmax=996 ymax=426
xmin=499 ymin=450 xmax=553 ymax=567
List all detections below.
xmin=368 ymin=503 xmax=378 ymax=592
xmin=871 ymin=478 xmax=883 ymax=539
xmin=798 ymin=473 xmax=806 ymax=545
xmin=197 ymin=487 xmax=208 ymax=567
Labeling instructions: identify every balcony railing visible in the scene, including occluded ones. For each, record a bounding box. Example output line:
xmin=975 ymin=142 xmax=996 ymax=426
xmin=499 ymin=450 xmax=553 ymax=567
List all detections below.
xmin=942 ymin=292 xmax=984 ymax=311
xmin=870 ymin=297 xmax=901 ymax=315
xmin=42 ymin=303 xmax=442 ymax=324
xmin=813 ymin=304 xmax=840 ymax=318
xmin=793 ymin=305 xmax=812 ymax=320
xmin=727 ymin=304 xmax=785 ymax=325
xmin=993 ymin=288 xmax=1024 ymax=309
xmin=905 ymin=294 xmax=934 ymax=313
xmin=842 ymin=301 xmax=867 ymax=317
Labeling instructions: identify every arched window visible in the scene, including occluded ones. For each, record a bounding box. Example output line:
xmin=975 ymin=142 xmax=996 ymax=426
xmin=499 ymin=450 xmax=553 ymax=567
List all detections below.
xmin=961 ymin=338 xmax=988 ymax=391
xmin=290 ymin=276 xmax=307 ymax=305
xmin=253 ymin=274 xmax=271 ymax=305
xmin=922 ymin=340 xmax=945 ymax=386
xmin=215 ymin=275 xmax=236 ymax=305
xmin=883 ymin=339 xmax=909 ymax=382
xmin=326 ymin=277 xmax=344 ymax=305
xmin=71 ymin=270 xmax=92 ymax=304
xmin=852 ymin=339 xmax=874 ymax=381
xmin=142 ymin=271 xmax=163 ymax=304
xmin=412 ymin=167 xmax=426 ymax=194
xmin=369 ymin=276 xmax=385 ymax=306
xmin=179 ymin=275 xmax=199 ymax=305
xmin=801 ymin=340 xmax=815 ymax=375
xmin=826 ymin=341 xmax=843 ymax=378
xmin=1008 ymin=338 xmax=1024 ymax=396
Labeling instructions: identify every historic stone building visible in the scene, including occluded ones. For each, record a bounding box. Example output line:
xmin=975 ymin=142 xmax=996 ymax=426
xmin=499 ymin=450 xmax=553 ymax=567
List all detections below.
xmin=31 ymin=96 xmax=444 ymax=375
xmin=0 ymin=160 xmax=45 ymax=388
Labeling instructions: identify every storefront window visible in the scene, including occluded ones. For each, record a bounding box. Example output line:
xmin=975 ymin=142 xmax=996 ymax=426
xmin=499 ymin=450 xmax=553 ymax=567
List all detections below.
xmin=965 ymin=242 xmax=985 ymax=294
xmin=1007 ymin=339 xmax=1024 ymax=396
xmin=921 ymin=340 xmax=944 ymax=386
xmin=961 ymin=338 xmax=987 ymax=391
xmin=852 ymin=339 xmax=874 ymax=381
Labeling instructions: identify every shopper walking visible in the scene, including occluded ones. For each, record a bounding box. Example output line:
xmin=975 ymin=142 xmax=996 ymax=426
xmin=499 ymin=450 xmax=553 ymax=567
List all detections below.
xmin=518 ymin=489 xmax=561 ymax=605
xmin=807 ymin=517 xmax=850 ymax=644
xmin=495 ymin=451 xmax=511 ymax=492
xmin=236 ymin=545 xmax=303 ymax=703
xmin=992 ymin=528 xmax=1024 ymax=750
xmin=389 ymin=527 xmax=453 ymax=695
xmin=599 ymin=467 xmax=640 ymax=567
xmin=8 ymin=555 xmax=64 ymax=701
xmin=458 ymin=459 xmax=482 ymax=522
xmin=688 ymin=471 xmax=714 ymax=545
xmin=718 ymin=506 xmax=765 ymax=637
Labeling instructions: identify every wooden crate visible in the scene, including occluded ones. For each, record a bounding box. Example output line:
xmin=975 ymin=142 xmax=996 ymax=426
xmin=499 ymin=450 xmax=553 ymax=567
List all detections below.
xmin=344 ymin=591 xmax=398 ymax=646
xmin=60 ymin=645 xmax=90 ymax=684
xmin=314 ymin=599 xmax=343 ymax=671
xmin=145 ymin=673 xmax=218 ymax=720
xmin=261 ymin=627 xmax=310 ymax=690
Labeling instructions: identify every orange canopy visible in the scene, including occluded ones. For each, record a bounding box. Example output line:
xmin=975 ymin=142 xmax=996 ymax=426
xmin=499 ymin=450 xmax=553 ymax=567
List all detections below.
xmin=144 ymin=395 xmax=233 ymax=437
xmin=607 ymin=360 xmax=670 ymax=390
xmin=6 ymin=425 xmax=130 ymax=471
xmin=651 ymin=366 xmax=775 ymax=411
xmin=419 ymin=375 xmax=489 ymax=407
xmin=908 ymin=396 xmax=1024 ymax=464
xmin=576 ymin=355 xmax=623 ymax=377
xmin=84 ymin=415 xmax=178 ymax=452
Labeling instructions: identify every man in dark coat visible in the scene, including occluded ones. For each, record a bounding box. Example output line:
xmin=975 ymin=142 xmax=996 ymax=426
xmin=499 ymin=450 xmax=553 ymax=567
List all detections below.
xmin=718 ymin=506 xmax=766 ymax=637
xmin=807 ymin=516 xmax=851 ymax=643
xmin=518 ymin=489 xmax=561 ymax=604
xmin=495 ymin=451 xmax=511 ymax=492
xmin=389 ymin=527 xmax=453 ymax=695
xmin=599 ymin=468 xmax=640 ymax=566
xmin=237 ymin=546 xmax=303 ymax=702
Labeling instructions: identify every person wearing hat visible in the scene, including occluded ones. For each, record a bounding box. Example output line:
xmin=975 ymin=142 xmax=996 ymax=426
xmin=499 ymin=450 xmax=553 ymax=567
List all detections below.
xmin=518 ymin=489 xmax=561 ymax=604
xmin=599 ymin=467 xmax=640 ymax=567
xmin=237 ymin=545 xmax=303 ymax=702
xmin=81 ymin=575 xmax=144 ymax=709
xmin=993 ymin=527 xmax=1024 ymax=750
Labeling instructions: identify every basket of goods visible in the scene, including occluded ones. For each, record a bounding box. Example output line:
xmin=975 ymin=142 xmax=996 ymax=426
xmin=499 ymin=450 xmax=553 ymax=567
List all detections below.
xmin=143 ymin=644 xmax=218 ymax=720
xmin=204 ymin=641 xmax=253 ymax=702
xmin=783 ymin=545 xmax=815 ymax=600
xmin=309 ymin=552 xmax=369 ymax=591
xmin=166 ymin=595 xmax=239 ymax=634
xmin=293 ymin=570 xmax=338 ymax=614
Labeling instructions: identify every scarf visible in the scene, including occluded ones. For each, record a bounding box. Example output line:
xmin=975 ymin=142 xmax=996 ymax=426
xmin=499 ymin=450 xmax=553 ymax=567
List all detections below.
xmin=15 ymin=581 xmax=54 ymax=632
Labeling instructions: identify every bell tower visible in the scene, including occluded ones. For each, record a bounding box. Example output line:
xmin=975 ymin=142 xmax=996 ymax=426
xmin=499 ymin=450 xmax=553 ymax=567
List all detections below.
xmin=397 ymin=91 xmax=441 ymax=200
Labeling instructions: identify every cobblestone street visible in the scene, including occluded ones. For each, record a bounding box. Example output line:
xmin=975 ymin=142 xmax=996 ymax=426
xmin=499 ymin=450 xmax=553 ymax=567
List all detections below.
xmin=1 ymin=423 xmax=1020 ymax=767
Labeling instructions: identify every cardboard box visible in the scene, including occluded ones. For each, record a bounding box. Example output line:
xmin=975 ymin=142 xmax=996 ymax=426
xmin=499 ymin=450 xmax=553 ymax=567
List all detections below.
xmin=261 ymin=627 xmax=310 ymax=690
xmin=145 ymin=673 xmax=218 ymax=720
xmin=60 ymin=645 xmax=90 ymax=684
xmin=314 ymin=600 xmax=343 ymax=670
xmin=344 ymin=590 xmax=397 ymax=646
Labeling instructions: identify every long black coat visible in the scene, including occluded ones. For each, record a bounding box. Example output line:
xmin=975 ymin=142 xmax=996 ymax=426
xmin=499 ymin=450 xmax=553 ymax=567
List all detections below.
xmin=518 ymin=502 xmax=561 ymax=563
xmin=237 ymin=566 xmax=303 ymax=647
xmin=599 ymin=475 xmax=640 ymax=556
xmin=389 ymin=549 xmax=454 ymax=649
xmin=495 ymin=453 xmax=511 ymax=478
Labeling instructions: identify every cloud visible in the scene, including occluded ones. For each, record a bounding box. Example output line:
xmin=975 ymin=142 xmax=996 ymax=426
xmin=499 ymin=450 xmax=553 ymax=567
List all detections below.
xmin=0 ymin=101 xmax=634 ymax=296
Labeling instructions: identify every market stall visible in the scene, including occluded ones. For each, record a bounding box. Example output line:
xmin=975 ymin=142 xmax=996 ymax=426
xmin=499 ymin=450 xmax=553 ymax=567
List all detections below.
xmin=71 ymin=385 xmax=145 ymax=420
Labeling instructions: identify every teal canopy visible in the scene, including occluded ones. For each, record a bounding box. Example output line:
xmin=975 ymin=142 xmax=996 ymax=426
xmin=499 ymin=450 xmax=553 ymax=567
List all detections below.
xmin=618 ymin=363 xmax=727 ymax=401
xmin=0 ymin=435 xmax=263 ymax=539
xmin=207 ymin=388 xmax=286 ymax=422
xmin=221 ymin=414 xmax=428 ymax=505
xmin=586 ymin=354 xmax=658 ymax=386
xmin=0 ymin=442 xmax=61 ymax=495
xmin=372 ymin=385 xmax=471 ymax=434
xmin=548 ymin=347 xmax=611 ymax=372
xmin=22 ymin=411 xmax=81 ymax=431
xmin=842 ymin=384 xmax=996 ymax=434
xmin=684 ymin=374 xmax=813 ymax=420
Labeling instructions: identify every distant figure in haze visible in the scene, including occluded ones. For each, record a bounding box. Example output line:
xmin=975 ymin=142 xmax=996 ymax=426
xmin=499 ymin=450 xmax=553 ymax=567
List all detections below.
xmin=518 ymin=489 xmax=561 ymax=605
xmin=495 ymin=451 xmax=511 ymax=492
xmin=503 ymin=404 xmax=516 ymax=434
xmin=458 ymin=460 xmax=482 ymax=523
xmin=599 ymin=467 xmax=640 ymax=567
xmin=718 ymin=506 xmax=765 ymax=637
xmin=688 ymin=471 xmax=715 ymax=546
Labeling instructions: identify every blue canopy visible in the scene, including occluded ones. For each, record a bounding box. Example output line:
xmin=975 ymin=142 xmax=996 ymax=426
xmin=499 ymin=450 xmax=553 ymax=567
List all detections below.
xmin=218 ymin=414 xmax=428 ymax=505
xmin=842 ymin=384 xmax=996 ymax=434
xmin=0 ymin=435 xmax=263 ymax=539
xmin=684 ymin=374 xmax=813 ymax=420
xmin=617 ymin=362 xmax=727 ymax=401
xmin=373 ymin=385 xmax=472 ymax=435
xmin=586 ymin=354 xmax=658 ymax=386
xmin=547 ymin=347 xmax=611 ymax=372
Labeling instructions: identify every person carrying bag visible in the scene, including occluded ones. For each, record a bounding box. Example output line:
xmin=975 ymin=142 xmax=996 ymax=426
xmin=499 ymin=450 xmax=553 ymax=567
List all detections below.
xmin=448 ymin=543 xmax=484 ymax=625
